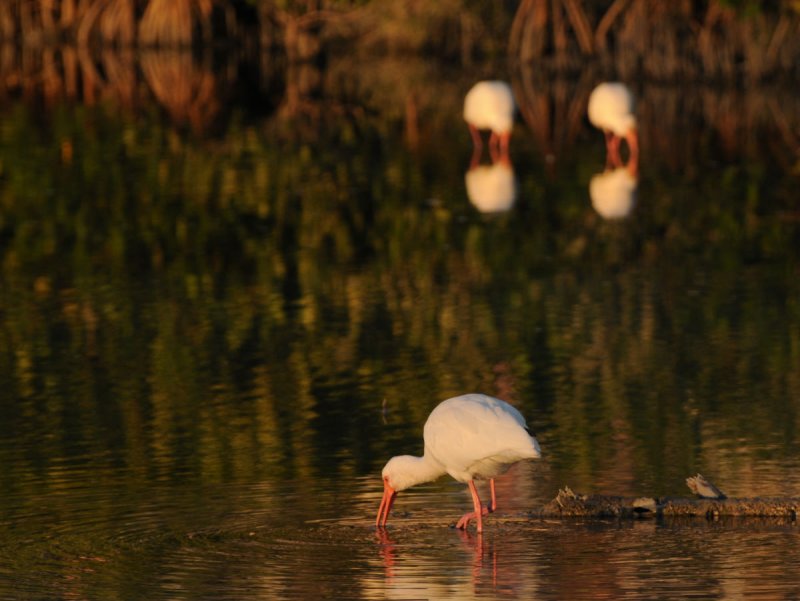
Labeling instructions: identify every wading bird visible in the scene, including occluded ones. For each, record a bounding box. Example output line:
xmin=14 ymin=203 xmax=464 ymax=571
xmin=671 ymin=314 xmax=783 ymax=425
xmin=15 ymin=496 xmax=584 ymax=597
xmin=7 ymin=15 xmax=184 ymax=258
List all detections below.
xmin=376 ymin=394 xmax=541 ymax=533
xmin=463 ymin=81 xmax=515 ymax=165
xmin=465 ymin=160 xmax=517 ymax=214
xmin=589 ymin=164 xmax=638 ymax=220
xmin=588 ymin=82 xmax=639 ymax=168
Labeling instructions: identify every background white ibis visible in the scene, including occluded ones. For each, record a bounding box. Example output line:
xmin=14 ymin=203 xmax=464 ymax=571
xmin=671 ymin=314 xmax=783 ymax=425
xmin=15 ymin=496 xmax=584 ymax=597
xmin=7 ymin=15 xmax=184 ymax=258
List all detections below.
xmin=465 ymin=160 xmax=517 ymax=214
xmin=589 ymin=165 xmax=638 ymax=220
xmin=463 ymin=81 xmax=515 ymax=165
xmin=587 ymin=82 xmax=639 ymax=168
xmin=376 ymin=393 xmax=541 ymax=532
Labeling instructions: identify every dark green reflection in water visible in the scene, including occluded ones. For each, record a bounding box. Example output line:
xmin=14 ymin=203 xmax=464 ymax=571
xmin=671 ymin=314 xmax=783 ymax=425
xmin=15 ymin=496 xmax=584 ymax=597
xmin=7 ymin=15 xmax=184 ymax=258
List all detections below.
xmin=0 ymin=54 xmax=798 ymax=599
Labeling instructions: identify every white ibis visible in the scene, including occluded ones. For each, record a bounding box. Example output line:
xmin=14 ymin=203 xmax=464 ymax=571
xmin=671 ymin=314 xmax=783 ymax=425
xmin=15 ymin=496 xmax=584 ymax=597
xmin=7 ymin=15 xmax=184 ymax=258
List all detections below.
xmin=463 ymin=81 xmax=515 ymax=165
xmin=376 ymin=393 xmax=541 ymax=532
xmin=589 ymin=165 xmax=637 ymax=220
xmin=465 ymin=160 xmax=517 ymax=214
xmin=587 ymin=82 xmax=639 ymax=168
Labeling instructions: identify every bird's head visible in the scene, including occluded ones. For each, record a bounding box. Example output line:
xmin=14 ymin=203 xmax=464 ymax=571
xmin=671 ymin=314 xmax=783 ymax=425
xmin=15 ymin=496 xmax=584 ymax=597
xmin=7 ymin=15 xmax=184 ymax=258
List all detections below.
xmin=381 ymin=455 xmax=425 ymax=492
xmin=375 ymin=455 xmax=419 ymax=528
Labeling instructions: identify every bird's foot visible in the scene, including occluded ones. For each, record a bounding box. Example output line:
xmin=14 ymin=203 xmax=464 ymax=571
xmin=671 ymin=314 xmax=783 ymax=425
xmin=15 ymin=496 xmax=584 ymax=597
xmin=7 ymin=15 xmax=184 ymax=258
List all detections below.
xmin=455 ymin=506 xmax=491 ymax=529
xmin=455 ymin=513 xmax=472 ymax=529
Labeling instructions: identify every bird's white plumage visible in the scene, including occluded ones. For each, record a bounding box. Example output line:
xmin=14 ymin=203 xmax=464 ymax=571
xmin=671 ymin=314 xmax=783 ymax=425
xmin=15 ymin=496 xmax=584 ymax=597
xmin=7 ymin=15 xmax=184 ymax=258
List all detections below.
xmin=587 ymin=82 xmax=636 ymax=137
xmin=423 ymin=394 xmax=540 ymax=483
xmin=380 ymin=394 xmax=540 ymax=492
xmin=377 ymin=393 xmax=541 ymax=531
xmin=589 ymin=167 xmax=637 ymax=219
xmin=380 ymin=454 xmax=444 ymax=492
xmin=463 ymin=81 xmax=515 ymax=134
xmin=465 ymin=162 xmax=517 ymax=213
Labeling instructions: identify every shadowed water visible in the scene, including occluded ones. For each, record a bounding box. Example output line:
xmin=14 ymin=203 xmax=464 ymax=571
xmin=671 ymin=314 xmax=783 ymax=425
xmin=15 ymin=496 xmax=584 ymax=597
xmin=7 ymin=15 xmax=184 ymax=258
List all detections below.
xmin=0 ymin=50 xmax=799 ymax=599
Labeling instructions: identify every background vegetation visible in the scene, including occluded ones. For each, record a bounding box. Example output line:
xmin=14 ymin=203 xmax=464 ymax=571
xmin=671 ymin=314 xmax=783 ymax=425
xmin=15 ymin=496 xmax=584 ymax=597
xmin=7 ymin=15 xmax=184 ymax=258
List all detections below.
xmin=1 ymin=4 xmax=799 ymax=599
xmin=1 ymin=1 xmax=799 ymax=79
xmin=0 ymin=52 xmax=798 ymax=501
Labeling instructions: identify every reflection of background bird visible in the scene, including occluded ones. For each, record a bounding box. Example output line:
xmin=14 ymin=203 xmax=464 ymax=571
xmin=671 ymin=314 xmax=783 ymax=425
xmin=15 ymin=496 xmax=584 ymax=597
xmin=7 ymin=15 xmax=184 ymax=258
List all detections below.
xmin=464 ymin=81 xmax=515 ymax=164
xmin=465 ymin=161 xmax=517 ymax=213
xmin=588 ymin=82 xmax=639 ymax=168
xmin=589 ymin=166 xmax=637 ymax=220
xmin=376 ymin=394 xmax=541 ymax=533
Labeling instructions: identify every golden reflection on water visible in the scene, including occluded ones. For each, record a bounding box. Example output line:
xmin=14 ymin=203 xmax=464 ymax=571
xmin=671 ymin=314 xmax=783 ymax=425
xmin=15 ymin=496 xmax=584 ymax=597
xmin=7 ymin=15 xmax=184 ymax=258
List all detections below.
xmin=361 ymin=517 xmax=800 ymax=601
xmin=0 ymin=46 xmax=799 ymax=599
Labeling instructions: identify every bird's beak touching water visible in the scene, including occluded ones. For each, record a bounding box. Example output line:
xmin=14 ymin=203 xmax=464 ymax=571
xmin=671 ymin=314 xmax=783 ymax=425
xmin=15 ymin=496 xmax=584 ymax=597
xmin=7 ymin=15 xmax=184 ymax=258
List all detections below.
xmin=376 ymin=478 xmax=397 ymax=528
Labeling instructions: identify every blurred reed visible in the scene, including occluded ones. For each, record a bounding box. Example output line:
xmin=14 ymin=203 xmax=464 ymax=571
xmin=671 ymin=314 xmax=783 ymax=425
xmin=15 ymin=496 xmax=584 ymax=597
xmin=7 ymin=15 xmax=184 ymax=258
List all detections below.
xmin=4 ymin=1 xmax=799 ymax=83
xmin=509 ymin=0 xmax=800 ymax=81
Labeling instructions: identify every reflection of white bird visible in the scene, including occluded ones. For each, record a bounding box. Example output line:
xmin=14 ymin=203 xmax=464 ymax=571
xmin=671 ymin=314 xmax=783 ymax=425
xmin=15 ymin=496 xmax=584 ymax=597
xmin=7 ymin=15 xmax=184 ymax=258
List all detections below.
xmin=589 ymin=166 xmax=637 ymax=220
xmin=588 ymin=82 xmax=639 ymax=167
xmin=589 ymin=167 xmax=637 ymax=219
xmin=464 ymin=81 xmax=515 ymax=163
xmin=465 ymin=161 xmax=517 ymax=213
xmin=376 ymin=394 xmax=541 ymax=533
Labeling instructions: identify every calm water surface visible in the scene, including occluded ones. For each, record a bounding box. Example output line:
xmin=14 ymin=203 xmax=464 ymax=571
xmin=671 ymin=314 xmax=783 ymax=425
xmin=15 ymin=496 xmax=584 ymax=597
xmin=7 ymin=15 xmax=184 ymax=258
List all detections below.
xmin=0 ymin=51 xmax=799 ymax=599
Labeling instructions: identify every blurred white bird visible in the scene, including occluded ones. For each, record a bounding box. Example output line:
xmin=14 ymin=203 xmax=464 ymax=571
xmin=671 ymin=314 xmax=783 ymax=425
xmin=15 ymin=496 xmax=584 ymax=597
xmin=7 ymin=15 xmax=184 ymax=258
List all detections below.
xmin=589 ymin=165 xmax=638 ymax=220
xmin=465 ymin=160 xmax=517 ymax=214
xmin=376 ymin=393 xmax=541 ymax=533
xmin=588 ymin=82 xmax=639 ymax=168
xmin=464 ymin=81 xmax=515 ymax=165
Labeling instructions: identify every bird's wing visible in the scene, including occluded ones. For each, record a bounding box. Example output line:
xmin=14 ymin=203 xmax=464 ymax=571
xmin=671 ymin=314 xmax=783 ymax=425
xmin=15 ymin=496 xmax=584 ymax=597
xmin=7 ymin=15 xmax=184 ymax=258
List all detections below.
xmin=423 ymin=395 xmax=533 ymax=478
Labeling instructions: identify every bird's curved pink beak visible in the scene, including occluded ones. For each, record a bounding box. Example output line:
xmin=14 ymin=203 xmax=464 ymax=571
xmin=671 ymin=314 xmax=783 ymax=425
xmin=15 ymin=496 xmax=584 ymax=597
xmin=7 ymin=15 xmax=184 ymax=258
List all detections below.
xmin=376 ymin=478 xmax=397 ymax=528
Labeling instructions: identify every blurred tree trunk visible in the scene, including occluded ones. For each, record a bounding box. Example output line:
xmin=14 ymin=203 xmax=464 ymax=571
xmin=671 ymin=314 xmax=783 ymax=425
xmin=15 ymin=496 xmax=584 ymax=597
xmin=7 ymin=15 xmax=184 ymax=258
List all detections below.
xmin=510 ymin=0 xmax=800 ymax=81
xmin=138 ymin=0 xmax=217 ymax=47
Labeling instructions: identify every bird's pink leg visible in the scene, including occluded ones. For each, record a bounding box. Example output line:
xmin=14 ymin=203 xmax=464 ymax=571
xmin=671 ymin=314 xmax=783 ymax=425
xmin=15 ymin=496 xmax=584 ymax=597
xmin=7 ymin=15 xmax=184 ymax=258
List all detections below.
xmin=608 ymin=134 xmax=623 ymax=168
xmin=488 ymin=478 xmax=497 ymax=513
xmin=456 ymin=480 xmax=488 ymax=532
xmin=498 ymin=132 xmax=511 ymax=162
xmin=603 ymin=130 xmax=615 ymax=169
xmin=488 ymin=131 xmax=500 ymax=163
xmin=469 ymin=124 xmax=483 ymax=167
xmin=471 ymin=481 xmax=484 ymax=533
xmin=625 ymin=128 xmax=639 ymax=166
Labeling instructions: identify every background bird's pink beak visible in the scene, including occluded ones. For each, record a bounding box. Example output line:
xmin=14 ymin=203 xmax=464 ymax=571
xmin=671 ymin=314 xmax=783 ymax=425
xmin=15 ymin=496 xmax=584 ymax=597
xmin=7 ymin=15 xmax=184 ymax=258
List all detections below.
xmin=376 ymin=479 xmax=397 ymax=527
